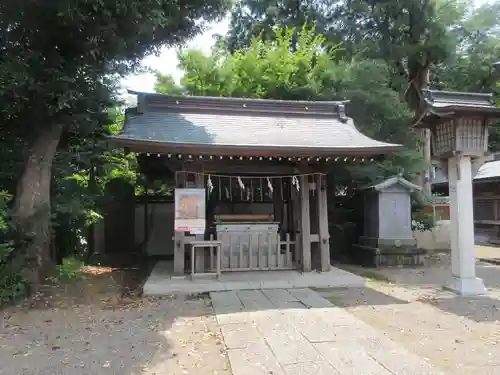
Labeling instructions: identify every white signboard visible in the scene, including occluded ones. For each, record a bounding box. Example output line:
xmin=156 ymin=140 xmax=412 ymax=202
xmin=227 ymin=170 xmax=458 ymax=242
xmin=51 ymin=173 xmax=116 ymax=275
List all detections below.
xmin=174 ymin=188 xmax=206 ymax=234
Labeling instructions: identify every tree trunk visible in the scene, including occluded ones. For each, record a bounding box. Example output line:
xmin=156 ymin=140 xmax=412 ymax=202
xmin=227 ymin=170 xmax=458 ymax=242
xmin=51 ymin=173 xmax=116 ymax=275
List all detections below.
xmin=12 ymin=124 xmax=63 ymax=284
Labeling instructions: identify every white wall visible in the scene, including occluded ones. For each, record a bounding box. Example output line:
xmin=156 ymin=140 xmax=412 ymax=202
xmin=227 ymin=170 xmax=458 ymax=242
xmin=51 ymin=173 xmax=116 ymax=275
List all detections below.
xmin=413 ymin=220 xmax=451 ymax=250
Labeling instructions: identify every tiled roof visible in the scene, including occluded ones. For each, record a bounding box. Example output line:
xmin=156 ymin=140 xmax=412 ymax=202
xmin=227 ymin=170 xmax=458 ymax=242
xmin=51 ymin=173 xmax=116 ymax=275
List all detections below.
xmin=109 ymin=91 xmax=401 ymax=156
xmin=423 ymin=89 xmax=496 ymax=109
xmin=414 ymin=89 xmax=500 ymax=128
xmin=366 ymin=175 xmax=422 ymax=192
xmin=432 ymin=160 xmax=500 ymax=185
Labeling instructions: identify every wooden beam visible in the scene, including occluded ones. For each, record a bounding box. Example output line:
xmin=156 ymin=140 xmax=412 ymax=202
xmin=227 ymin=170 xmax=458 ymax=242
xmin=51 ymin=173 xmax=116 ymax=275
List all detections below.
xmin=291 ymin=183 xmax=301 ymax=267
xmin=164 ymin=159 xmax=297 ymax=175
xmin=300 ymin=175 xmax=311 ymax=272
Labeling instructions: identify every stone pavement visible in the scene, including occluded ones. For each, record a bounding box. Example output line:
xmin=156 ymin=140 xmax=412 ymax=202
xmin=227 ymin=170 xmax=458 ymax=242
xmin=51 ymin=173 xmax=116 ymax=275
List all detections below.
xmin=144 ymin=261 xmax=364 ymax=295
xmin=476 ymin=245 xmax=500 ymax=263
xmin=210 ymin=288 xmax=446 ymax=375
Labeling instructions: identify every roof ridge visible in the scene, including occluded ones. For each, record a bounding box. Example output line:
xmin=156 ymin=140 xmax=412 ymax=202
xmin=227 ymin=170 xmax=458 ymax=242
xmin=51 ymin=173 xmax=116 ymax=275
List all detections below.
xmin=131 ymin=90 xmax=350 ymax=118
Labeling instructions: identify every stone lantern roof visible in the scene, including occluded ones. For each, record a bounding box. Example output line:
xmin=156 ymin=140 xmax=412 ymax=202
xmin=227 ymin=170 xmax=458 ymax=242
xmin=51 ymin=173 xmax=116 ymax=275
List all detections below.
xmin=414 ymin=89 xmax=500 ymax=128
xmin=364 ymin=175 xmax=422 ymax=193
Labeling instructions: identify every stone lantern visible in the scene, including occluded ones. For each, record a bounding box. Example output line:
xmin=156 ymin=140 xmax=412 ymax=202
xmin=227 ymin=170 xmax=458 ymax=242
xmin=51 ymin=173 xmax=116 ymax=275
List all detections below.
xmin=414 ymin=89 xmax=500 ymax=295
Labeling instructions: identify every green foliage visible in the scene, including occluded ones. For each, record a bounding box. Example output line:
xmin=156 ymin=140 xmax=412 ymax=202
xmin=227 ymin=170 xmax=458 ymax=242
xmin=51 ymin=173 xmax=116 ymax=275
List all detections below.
xmin=0 ymin=0 xmax=230 ymax=136
xmin=0 ymin=191 xmax=29 ymax=305
xmin=0 ymin=0 xmax=229 ymax=286
xmin=225 ymin=0 xmax=335 ymax=52
xmin=168 ymin=25 xmax=421 ymax=185
xmin=0 ymin=191 xmax=13 ymax=263
xmin=176 ymin=25 xmax=337 ymax=100
xmin=52 ymin=109 xmax=140 ymax=261
xmin=154 ymin=73 xmax=186 ymax=95
xmin=1 ymin=0 xmax=498 ymax=283
xmin=0 ymin=266 xmax=29 ymax=306
xmin=56 ymin=257 xmax=84 ymax=280
xmin=156 ymin=24 xmax=425 ymax=256
xmin=431 ymin=1 xmax=500 ymax=151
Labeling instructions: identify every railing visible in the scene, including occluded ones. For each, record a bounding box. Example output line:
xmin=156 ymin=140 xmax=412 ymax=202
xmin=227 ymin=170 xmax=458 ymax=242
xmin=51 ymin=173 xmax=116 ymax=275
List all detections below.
xmin=206 ymin=232 xmax=297 ymax=271
xmin=474 ymin=196 xmax=500 ymax=225
xmin=422 ymin=197 xmax=450 ymax=221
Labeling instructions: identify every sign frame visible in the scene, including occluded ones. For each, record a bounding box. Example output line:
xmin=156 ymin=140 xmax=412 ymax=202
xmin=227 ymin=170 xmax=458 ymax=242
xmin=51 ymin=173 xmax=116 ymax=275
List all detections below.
xmin=174 ymin=188 xmax=206 ymax=234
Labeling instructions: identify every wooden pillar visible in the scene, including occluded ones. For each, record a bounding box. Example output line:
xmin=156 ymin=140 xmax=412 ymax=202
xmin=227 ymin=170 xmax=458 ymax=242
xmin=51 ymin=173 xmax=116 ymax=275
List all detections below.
xmin=316 ymin=174 xmax=330 ymax=271
xmin=144 ymin=181 xmax=149 ymax=249
xmin=300 ymin=175 xmax=311 ymax=272
xmin=194 ymin=172 xmax=205 ymax=273
xmin=173 ymin=171 xmax=186 ymax=276
xmin=291 ymin=183 xmax=302 ymax=268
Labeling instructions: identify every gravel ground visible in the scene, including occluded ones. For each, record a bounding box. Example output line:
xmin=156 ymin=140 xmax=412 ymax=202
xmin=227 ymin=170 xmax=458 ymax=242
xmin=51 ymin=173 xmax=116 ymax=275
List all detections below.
xmin=321 ymin=252 xmax=500 ymax=375
xmin=0 ymin=269 xmax=230 ymax=375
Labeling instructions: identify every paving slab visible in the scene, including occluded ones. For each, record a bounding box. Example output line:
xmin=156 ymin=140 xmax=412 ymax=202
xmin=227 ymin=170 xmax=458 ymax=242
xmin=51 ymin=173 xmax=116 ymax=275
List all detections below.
xmin=287 ymin=288 xmax=335 ymax=308
xmin=263 ymin=327 xmax=324 ymax=365
xmin=216 ymin=311 xmax=252 ymax=325
xmin=314 ymin=343 xmax=393 ymax=375
xmin=262 ymin=288 xmax=299 ymax=305
xmin=253 ymin=312 xmax=324 ymax=365
xmin=211 ymin=290 xmax=243 ymax=307
xmin=286 ymin=308 xmax=366 ymax=342
xmin=282 ymin=360 xmax=340 ymax=375
xmin=212 ymin=288 xmax=447 ymax=375
xmin=227 ymin=342 xmax=285 ymax=375
xmin=220 ymin=323 xmax=264 ymax=349
xmin=237 ymin=290 xmax=275 ymax=309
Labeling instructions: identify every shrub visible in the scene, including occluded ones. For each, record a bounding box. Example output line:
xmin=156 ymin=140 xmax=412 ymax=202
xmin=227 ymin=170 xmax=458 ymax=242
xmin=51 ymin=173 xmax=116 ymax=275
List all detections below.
xmin=0 ymin=190 xmax=29 ymax=306
xmin=412 ymin=208 xmax=435 ymax=232
xmin=0 ymin=265 xmax=29 ymax=305
xmin=55 ymin=257 xmax=84 ymax=280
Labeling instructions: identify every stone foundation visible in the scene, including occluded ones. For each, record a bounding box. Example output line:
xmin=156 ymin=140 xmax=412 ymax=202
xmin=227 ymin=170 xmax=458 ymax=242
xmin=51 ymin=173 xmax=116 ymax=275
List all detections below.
xmin=351 ymin=236 xmax=426 ymax=267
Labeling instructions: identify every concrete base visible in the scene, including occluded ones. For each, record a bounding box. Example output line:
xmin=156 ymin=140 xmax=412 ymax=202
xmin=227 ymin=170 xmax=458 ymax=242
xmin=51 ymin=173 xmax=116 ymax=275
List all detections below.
xmin=444 ymin=276 xmax=487 ymax=296
xmin=351 ymin=243 xmax=425 ymax=267
xmin=359 ymin=236 xmax=418 ymax=249
xmin=143 ymin=261 xmax=365 ymax=295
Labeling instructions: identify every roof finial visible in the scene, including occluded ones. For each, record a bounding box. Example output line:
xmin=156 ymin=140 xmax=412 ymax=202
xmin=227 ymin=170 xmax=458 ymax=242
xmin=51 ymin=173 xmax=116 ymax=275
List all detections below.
xmin=338 ymin=103 xmax=348 ymax=122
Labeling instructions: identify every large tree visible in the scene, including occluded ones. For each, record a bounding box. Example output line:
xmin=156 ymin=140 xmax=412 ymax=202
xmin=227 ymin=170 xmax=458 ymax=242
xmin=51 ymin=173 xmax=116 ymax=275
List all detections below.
xmin=157 ymin=25 xmax=420 ymax=186
xmin=226 ymin=0 xmax=500 ymax=192
xmin=0 ymin=0 xmax=229 ymax=281
xmin=156 ymin=25 xmax=422 ymax=254
xmin=226 ymin=0 xmax=336 ymax=52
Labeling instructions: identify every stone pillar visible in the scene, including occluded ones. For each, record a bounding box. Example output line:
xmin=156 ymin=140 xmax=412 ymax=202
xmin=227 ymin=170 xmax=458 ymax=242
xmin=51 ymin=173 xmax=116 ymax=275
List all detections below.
xmin=446 ymin=154 xmax=486 ymax=295
xmin=316 ymin=174 xmax=330 ymax=271
xmin=300 ymin=175 xmax=311 ymax=272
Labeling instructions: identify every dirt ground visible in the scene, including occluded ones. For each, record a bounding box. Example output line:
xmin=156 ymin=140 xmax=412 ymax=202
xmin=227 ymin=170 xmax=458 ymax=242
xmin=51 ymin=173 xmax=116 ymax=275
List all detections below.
xmin=3 ymin=249 xmax=500 ymax=375
xmin=0 ymin=265 xmax=230 ymax=375
xmin=321 ymin=250 xmax=500 ymax=375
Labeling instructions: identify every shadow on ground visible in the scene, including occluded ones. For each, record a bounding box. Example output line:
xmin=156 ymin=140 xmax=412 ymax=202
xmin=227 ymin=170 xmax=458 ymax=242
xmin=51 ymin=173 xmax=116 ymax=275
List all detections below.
xmin=316 ymin=287 xmax=409 ymax=307
xmin=0 ymin=255 xmax=230 ymax=375
xmin=338 ymin=258 xmax=500 ymax=323
xmin=417 ymin=293 xmax=500 ymax=323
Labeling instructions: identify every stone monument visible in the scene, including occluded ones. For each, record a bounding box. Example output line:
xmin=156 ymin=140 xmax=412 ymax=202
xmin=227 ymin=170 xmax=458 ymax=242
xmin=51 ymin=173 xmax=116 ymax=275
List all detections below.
xmin=353 ymin=175 xmax=425 ymax=267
